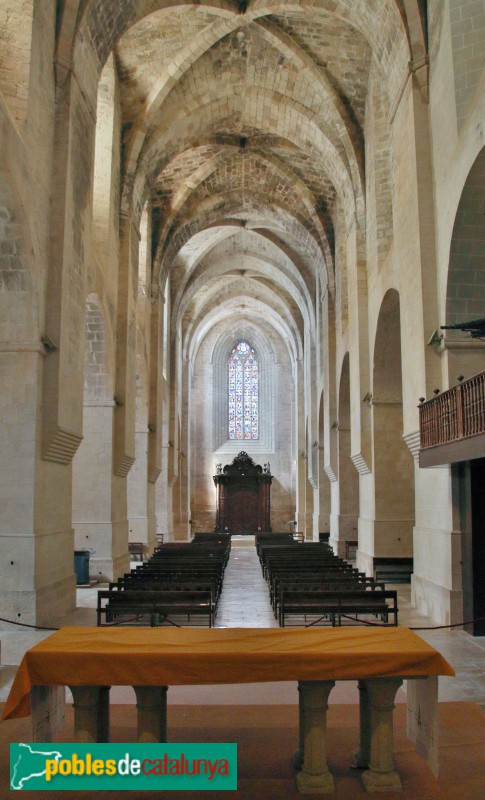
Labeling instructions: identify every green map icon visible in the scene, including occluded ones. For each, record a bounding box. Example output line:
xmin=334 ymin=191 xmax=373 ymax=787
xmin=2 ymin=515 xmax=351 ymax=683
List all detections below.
xmin=11 ymin=743 xmax=63 ymax=790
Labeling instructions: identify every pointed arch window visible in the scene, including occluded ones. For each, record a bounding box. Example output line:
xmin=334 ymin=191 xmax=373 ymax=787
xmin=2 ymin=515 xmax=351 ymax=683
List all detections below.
xmin=228 ymin=340 xmax=259 ymax=440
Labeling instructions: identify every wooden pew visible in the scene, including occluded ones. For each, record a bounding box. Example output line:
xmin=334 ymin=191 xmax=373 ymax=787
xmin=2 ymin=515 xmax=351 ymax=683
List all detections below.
xmin=192 ymin=532 xmax=232 ymax=545
xmin=261 ymin=551 xmax=344 ymax=581
xmin=109 ymin=576 xmax=221 ymax=609
xmin=271 ymin=572 xmax=383 ymax=617
xmin=128 ymin=542 xmax=144 ymax=561
xmin=127 ymin=566 xmax=225 ymax=596
xmin=278 ymin=586 xmax=398 ymax=627
xmin=374 ymin=557 xmax=413 ymax=584
xmin=112 ymin=567 xmax=224 ymax=603
xmin=97 ymin=588 xmax=215 ymax=627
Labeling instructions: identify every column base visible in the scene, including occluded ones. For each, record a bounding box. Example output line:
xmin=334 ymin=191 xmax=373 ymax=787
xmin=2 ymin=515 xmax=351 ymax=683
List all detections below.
xmin=362 ymin=769 xmax=402 ymax=793
xmin=296 ymin=769 xmax=335 ymax=794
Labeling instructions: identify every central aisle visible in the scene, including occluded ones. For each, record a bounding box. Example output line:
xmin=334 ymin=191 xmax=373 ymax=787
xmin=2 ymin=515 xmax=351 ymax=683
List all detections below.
xmin=215 ymin=539 xmax=277 ymax=628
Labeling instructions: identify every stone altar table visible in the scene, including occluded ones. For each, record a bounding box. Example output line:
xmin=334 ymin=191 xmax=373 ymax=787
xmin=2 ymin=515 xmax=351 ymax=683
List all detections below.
xmin=2 ymin=626 xmax=454 ymax=793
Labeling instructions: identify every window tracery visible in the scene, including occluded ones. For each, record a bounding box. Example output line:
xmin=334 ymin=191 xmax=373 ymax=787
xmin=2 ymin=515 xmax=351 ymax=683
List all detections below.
xmin=228 ymin=340 xmax=259 ymax=440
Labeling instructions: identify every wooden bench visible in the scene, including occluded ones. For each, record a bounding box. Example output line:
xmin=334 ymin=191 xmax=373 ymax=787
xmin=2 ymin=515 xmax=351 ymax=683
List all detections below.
xmin=268 ymin=565 xmax=367 ymax=604
xmin=262 ymin=553 xmax=345 ymax=582
xmin=374 ymin=558 xmax=413 ymax=584
xmin=255 ymin=532 xmax=295 ymax=546
xmin=128 ymin=542 xmax=144 ymax=561
xmin=149 ymin=548 xmax=230 ymax=569
xmin=112 ymin=568 xmax=224 ymax=600
xmin=97 ymin=588 xmax=215 ymax=627
xmin=271 ymin=573 xmax=383 ymax=617
xmin=192 ymin=532 xmax=232 ymax=545
xmin=108 ymin=577 xmax=221 ymax=610
xmin=345 ymin=540 xmax=358 ymax=560
xmin=260 ymin=544 xmax=337 ymax=565
xmin=129 ymin=561 xmax=226 ymax=577
xmin=278 ymin=587 xmax=398 ymax=627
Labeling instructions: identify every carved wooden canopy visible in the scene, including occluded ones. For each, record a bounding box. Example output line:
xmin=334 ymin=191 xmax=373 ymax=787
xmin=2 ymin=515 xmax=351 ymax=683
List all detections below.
xmin=213 ymin=452 xmax=272 ymax=532
xmin=215 ymin=451 xmax=272 ymax=478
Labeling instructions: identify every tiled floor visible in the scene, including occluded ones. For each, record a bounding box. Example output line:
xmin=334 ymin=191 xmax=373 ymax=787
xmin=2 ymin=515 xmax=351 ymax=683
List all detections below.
xmin=1 ymin=539 xmax=485 ymax=706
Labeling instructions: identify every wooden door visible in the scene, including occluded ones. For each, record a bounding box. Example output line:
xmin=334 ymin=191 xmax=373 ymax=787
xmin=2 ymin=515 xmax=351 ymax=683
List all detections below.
xmin=228 ymin=486 xmax=259 ymax=533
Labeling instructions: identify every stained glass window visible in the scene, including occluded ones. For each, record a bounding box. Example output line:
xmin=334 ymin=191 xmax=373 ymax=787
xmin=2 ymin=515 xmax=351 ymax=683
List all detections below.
xmin=228 ymin=340 xmax=259 ymax=440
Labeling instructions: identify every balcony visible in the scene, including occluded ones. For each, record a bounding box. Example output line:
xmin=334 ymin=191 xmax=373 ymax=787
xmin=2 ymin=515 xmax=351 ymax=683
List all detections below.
xmin=419 ymin=370 xmax=485 ymax=467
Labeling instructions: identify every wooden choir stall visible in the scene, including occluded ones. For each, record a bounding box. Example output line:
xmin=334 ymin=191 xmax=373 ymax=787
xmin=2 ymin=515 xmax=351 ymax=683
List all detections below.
xmin=213 ymin=451 xmax=272 ymax=533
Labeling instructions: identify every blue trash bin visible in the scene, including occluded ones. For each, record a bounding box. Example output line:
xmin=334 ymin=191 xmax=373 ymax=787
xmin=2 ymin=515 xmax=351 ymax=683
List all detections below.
xmin=74 ymin=550 xmax=90 ymax=585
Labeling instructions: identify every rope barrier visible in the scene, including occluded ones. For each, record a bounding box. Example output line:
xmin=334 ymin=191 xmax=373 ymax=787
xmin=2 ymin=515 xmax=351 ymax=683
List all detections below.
xmin=410 ymin=616 xmax=485 ymax=631
xmin=305 ymin=613 xmax=485 ymax=630
xmin=0 ymin=614 xmax=182 ymax=629
xmin=98 ymin=616 xmax=181 ymax=628
xmin=0 ymin=616 xmax=60 ymax=631
xmin=98 ymin=616 xmax=143 ymax=627
xmin=3 ymin=613 xmax=485 ymax=633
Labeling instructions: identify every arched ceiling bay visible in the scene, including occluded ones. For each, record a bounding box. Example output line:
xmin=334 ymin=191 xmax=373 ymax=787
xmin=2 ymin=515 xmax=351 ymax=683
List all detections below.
xmin=65 ymin=0 xmax=424 ymax=357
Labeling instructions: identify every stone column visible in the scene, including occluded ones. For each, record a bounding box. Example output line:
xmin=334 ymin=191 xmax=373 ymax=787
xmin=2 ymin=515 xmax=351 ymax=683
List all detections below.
xmin=360 ymin=678 xmax=403 ymax=793
xmin=352 ymin=679 xmax=371 ymax=769
xmin=70 ymin=685 xmax=110 ymax=743
xmin=134 ymin=685 xmax=168 ymax=742
xmin=73 ymin=401 xmax=117 ymax=581
xmin=296 ymin=680 xmax=335 ymax=794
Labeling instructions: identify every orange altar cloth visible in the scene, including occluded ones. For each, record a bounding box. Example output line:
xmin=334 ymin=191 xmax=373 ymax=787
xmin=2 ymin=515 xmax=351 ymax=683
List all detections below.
xmin=2 ymin=625 xmax=454 ymax=722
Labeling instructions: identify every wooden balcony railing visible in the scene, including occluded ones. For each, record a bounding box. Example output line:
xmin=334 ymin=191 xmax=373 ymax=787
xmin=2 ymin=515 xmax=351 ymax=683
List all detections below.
xmin=419 ymin=370 xmax=485 ymax=449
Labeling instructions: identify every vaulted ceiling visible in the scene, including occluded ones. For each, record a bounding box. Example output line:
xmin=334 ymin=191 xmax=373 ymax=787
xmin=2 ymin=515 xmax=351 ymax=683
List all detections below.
xmin=62 ymin=0 xmax=427 ymax=358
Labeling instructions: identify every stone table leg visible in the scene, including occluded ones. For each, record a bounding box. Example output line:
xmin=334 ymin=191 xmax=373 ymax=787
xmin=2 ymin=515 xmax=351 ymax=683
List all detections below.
xmin=31 ymin=686 xmax=66 ymax=742
xmin=352 ymin=679 xmax=371 ymax=768
xmin=134 ymin=685 xmax=168 ymax=742
xmin=69 ymin=685 xmax=110 ymax=743
xmin=407 ymin=676 xmax=439 ymax=776
xmin=97 ymin=686 xmax=111 ymax=741
xmin=293 ymin=682 xmax=305 ymax=769
xmin=296 ymin=680 xmax=335 ymax=794
xmin=361 ymin=678 xmax=403 ymax=793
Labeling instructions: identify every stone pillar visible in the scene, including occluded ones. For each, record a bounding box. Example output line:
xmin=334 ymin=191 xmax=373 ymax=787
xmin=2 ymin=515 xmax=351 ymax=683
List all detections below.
xmin=296 ymin=680 xmax=335 ymax=794
xmin=128 ymin=426 xmax=149 ymax=550
xmin=0 ymin=346 xmax=78 ymax=627
xmin=134 ymin=685 xmax=168 ymax=742
xmin=39 ymin=69 xmax=96 ymax=624
xmin=70 ymin=685 xmax=111 ymax=743
xmin=360 ymin=678 xmax=403 ymax=793
xmin=73 ymin=402 xmax=118 ymax=581
xmin=352 ymin=679 xmax=371 ymax=768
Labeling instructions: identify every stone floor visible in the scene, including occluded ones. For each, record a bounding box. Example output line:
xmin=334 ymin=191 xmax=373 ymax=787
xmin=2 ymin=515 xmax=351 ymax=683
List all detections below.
xmin=1 ymin=539 xmax=485 ymax=706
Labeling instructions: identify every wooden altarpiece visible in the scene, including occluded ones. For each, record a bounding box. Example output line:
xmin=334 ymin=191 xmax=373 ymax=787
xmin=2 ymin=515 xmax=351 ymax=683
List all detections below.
xmin=213 ymin=451 xmax=272 ymax=533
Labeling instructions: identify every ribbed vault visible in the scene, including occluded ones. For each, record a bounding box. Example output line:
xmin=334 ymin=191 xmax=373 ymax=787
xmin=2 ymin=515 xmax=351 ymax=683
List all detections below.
xmin=57 ymin=0 xmax=426 ymax=467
